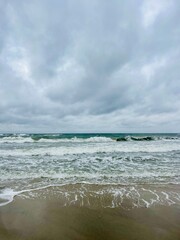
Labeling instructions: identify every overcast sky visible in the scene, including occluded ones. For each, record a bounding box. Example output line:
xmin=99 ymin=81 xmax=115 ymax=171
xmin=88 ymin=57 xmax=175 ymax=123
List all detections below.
xmin=0 ymin=0 xmax=180 ymax=133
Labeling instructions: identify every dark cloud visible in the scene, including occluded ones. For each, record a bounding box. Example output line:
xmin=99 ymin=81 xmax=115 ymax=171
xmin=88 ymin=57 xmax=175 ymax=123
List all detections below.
xmin=0 ymin=0 xmax=180 ymax=132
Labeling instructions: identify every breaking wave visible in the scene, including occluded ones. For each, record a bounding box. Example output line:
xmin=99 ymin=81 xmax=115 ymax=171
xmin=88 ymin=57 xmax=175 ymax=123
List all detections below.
xmin=116 ymin=136 xmax=180 ymax=141
xmin=0 ymin=133 xmax=179 ymax=144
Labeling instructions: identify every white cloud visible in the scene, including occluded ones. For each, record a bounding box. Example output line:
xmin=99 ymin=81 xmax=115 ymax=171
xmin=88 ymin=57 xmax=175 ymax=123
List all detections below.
xmin=141 ymin=57 xmax=167 ymax=81
xmin=141 ymin=0 xmax=173 ymax=28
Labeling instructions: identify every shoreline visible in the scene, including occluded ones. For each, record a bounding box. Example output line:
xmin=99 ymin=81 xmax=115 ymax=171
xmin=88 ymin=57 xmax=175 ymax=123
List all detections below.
xmin=1 ymin=183 xmax=180 ymax=209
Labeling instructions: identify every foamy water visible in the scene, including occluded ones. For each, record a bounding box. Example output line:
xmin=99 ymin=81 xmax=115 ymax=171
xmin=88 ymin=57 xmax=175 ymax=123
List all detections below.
xmin=0 ymin=133 xmax=180 ymax=208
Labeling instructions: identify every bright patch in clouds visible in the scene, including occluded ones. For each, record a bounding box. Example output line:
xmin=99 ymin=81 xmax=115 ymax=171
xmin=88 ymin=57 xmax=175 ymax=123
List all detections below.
xmin=142 ymin=0 xmax=173 ymax=27
xmin=141 ymin=57 xmax=167 ymax=81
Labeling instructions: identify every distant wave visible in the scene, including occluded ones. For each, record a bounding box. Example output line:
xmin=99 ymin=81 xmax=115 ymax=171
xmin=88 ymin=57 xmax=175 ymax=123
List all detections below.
xmin=0 ymin=136 xmax=114 ymax=143
xmin=116 ymin=136 xmax=180 ymax=141
xmin=116 ymin=136 xmax=155 ymax=141
xmin=0 ymin=134 xmax=179 ymax=143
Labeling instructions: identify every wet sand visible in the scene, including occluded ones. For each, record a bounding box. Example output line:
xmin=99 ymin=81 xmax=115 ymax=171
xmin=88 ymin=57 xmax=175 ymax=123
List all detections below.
xmin=0 ymin=197 xmax=180 ymax=240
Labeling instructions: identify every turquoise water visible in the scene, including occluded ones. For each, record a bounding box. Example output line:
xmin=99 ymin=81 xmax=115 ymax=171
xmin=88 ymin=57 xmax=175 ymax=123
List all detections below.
xmin=0 ymin=132 xmax=178 ymax=140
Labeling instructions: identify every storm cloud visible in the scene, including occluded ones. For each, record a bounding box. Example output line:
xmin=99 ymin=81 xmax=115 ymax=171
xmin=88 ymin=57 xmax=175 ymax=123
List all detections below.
xmin=0 ymin=0 xmax=180 ymax=132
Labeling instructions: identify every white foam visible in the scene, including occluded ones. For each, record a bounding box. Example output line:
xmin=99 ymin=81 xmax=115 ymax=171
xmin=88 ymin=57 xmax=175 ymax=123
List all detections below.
xmin=0 ymin=188 xmax=18 ymax=207
xmin=1 ymin=140 xmax=180 ymax=157
xmin=161 ymin=191 xmax=175 ymax=204
xmin=0 ymin=136 xmax=34 ymax=143
xmin=0 ymin=136 xmax=114 ymax=144
xmin=1 ymin=184 xmax=180 ymax=209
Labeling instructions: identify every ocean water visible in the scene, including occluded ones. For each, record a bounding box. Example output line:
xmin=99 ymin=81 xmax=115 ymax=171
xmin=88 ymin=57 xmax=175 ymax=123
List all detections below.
xmin=0 ymin=133 xmax=180 ymax=208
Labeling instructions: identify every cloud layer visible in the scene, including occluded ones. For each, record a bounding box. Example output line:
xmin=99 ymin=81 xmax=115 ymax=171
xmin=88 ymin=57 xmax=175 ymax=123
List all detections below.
xmin=0 ymin=0 xmax=180 ymax=132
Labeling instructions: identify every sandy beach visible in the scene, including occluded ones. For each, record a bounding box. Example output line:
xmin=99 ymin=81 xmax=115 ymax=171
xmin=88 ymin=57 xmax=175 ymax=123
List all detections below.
xmin=0 ymin=195 xmax=180 ymax=240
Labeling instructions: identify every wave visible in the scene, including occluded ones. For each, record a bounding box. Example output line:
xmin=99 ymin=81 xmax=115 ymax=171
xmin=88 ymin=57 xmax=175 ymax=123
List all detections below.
xmin=0 ymin=136 xmax=114 ymax=144
xmin=0 ymin=134 xmax=179 ymax=144
xmin=116 ymin=136 xmax=155 ymax=141
xmin=116 ymin=136 xmax=180 ymax=141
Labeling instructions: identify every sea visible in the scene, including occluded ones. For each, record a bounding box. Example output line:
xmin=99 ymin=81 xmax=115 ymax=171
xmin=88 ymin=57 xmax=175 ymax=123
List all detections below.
xmin=0 ymin=133 xmax=180 ymax=209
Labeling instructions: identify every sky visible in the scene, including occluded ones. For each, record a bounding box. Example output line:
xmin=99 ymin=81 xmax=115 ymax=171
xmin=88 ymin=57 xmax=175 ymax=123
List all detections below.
xmin=0 ymin=0 xmax=180 ymax=133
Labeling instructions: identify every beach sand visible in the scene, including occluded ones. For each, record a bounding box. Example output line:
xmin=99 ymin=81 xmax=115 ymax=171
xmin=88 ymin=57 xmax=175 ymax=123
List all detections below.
xmin=0 ymin=197 xmax=180 ymax=240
